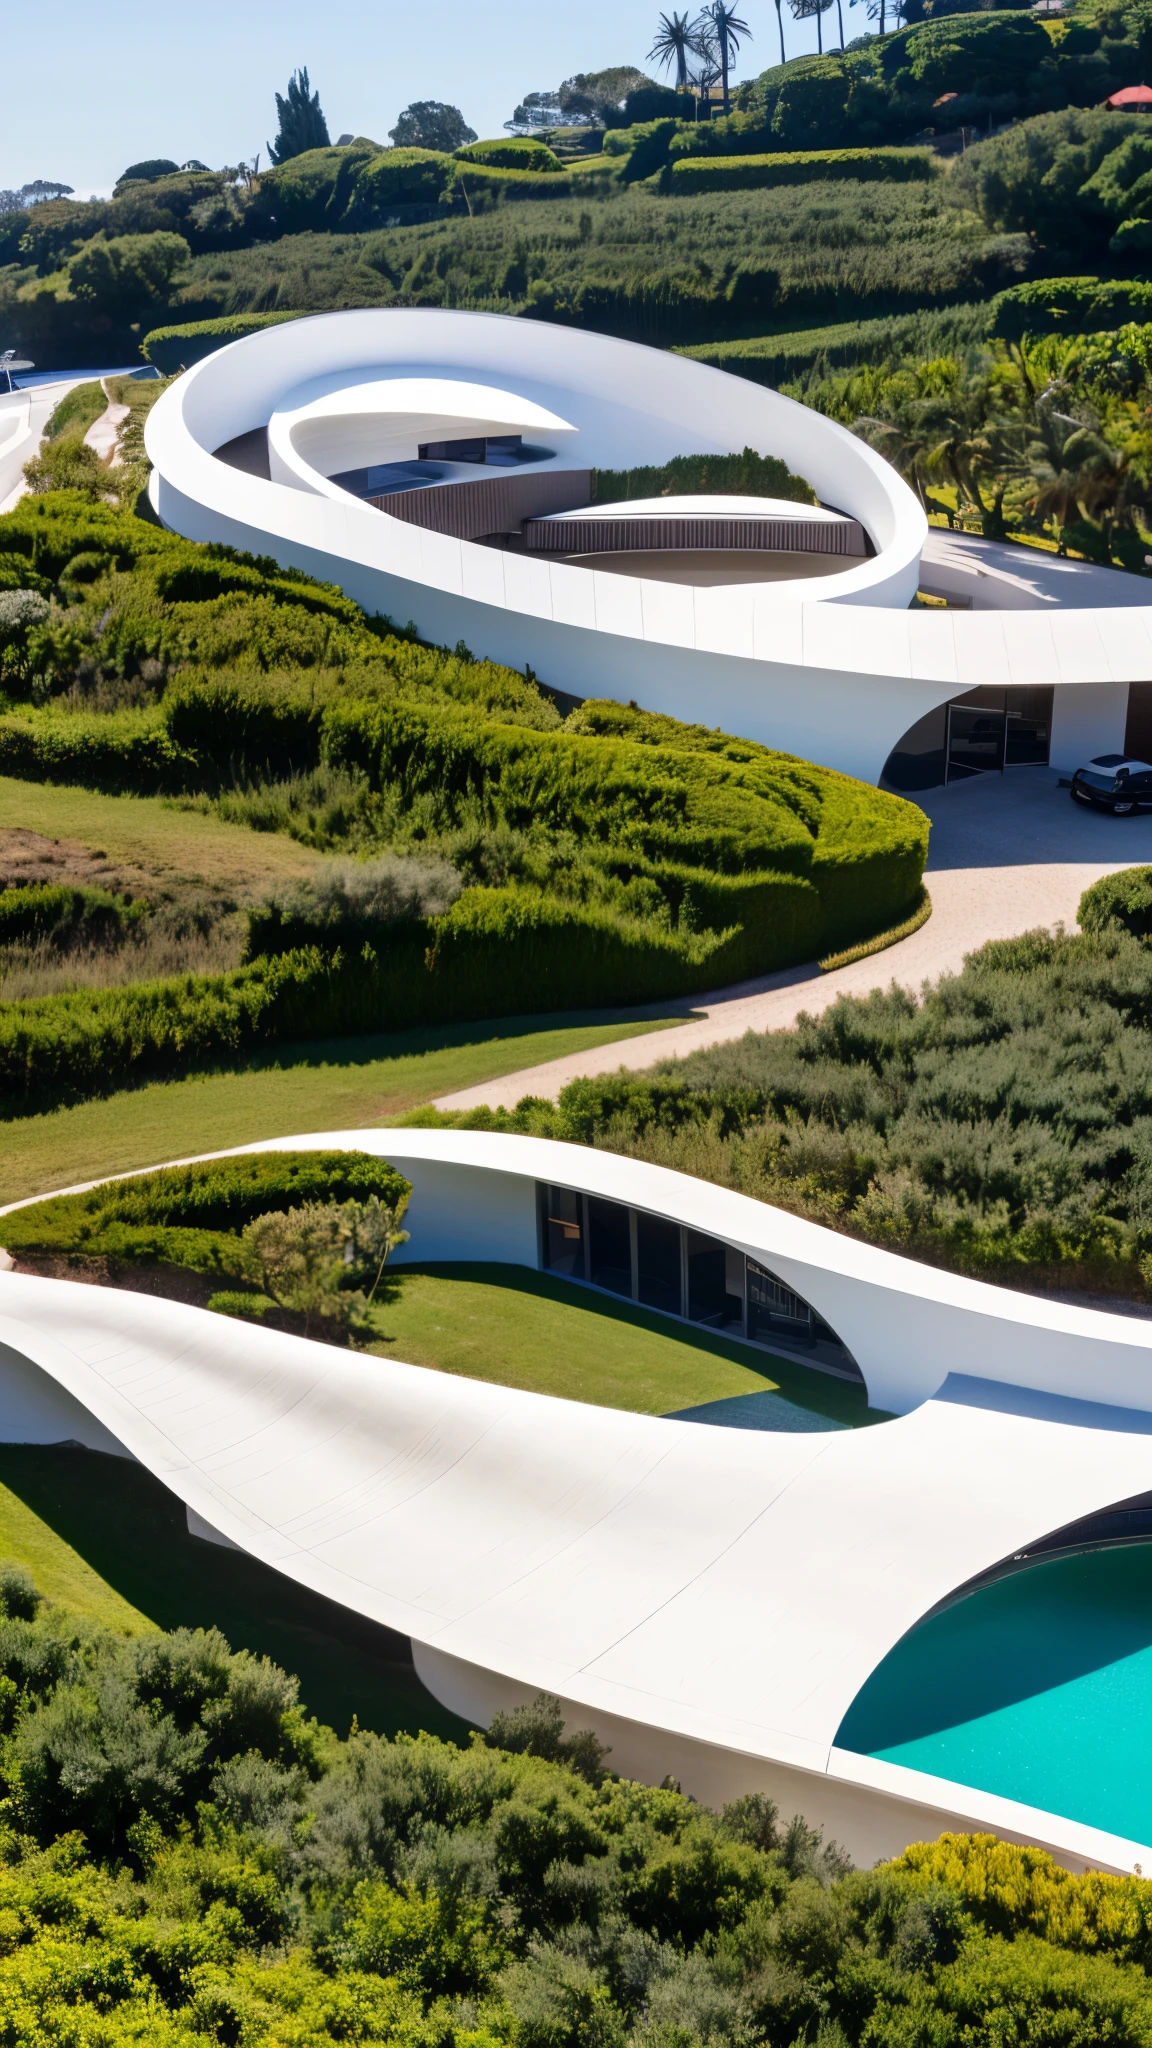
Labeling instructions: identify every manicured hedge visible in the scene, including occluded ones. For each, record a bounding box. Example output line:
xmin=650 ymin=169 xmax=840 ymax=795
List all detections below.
xmin=1079 ymin=866 xmax=1152 ymax=942
xmin=447 ymin=161 xmax=575 ymax=201
xmin=454 ymin=139 xmax=563 ymax=171
xmin=0 ymin=883 xmax=139 ymax=947
xmin=669 ymin=148 xmax=937 ymax=194
xmin=0 ymin=710 xmax=195 ymax=793
xmin=0 ymin=495 xmax=928 ymax=1111
xmin=348 ymin=147 xmax=455 ymax=216
xmin=0 ymin=903 xmax=732 ymax=1110
xmin=141 ymin=312 xmax=305 ymax=374
xmin=3 ymin=1149 xmax=411 ymax=1261
xmin=990 ymin=275 xmax=1152 ymax=342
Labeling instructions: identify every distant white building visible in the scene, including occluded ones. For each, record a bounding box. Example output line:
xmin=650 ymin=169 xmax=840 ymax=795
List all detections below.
xmin=146 ymin=308 xmax=1152 ymax=789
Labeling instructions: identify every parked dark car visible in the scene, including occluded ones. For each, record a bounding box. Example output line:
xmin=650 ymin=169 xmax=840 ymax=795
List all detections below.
xmin=1070 ymin=755 xmax=1152 ymax=814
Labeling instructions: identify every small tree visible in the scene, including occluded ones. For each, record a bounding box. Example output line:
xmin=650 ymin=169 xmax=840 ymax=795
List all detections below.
xmin=268 ymin=68 xmax=330 ymax=166
xmin=346 ymin=1194 xmax=410 ymax=1306
xmin=242 ymin=1203 xmax=353 ymax=1332
xmin=389 ymin=102 xmax=477 ymax=152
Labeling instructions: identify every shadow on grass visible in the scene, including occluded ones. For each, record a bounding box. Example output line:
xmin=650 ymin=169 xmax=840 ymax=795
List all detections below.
xmin=0 ymin=1446 xmax=471 ymax=1744
xmin=247 ymin=1002 xmax=705 ymax=1076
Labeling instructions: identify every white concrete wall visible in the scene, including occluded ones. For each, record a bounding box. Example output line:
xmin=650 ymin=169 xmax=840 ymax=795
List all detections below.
xmin=413 ymin=1644 xmax=1146 ymax=1876
xmin=1050 ymin=679 xmax=1131 ymax=772
xmin=0 ymin=1341 xmax=131 ymax=1455
xmin=8 ymin=1142 xmax=1152 ymax=1877
xmin=145 ymin=311 xmax=1152 ymax=786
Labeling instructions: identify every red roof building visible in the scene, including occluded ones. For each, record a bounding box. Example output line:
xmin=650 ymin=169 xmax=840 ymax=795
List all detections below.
xmin=1104 ymin=84 xmax=1152 ymax=109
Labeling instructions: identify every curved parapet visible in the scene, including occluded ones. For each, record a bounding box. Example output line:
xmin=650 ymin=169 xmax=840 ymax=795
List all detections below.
xmin=144 ymin=310 xmax=1152 ymax=785
xmin=4 ymin=1130 xmax=1152 ymax=1871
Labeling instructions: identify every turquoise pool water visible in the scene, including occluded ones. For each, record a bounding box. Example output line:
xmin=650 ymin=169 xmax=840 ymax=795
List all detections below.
xmin=836 ymin=1543 xmax=1152 ymax=1843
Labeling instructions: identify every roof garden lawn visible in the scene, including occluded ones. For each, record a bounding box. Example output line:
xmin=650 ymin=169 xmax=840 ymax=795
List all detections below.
xmin=364 ymin=1262 xmax=874 ymax=1428
xmin=0 ymin=1445 xmax=469 ymax=1743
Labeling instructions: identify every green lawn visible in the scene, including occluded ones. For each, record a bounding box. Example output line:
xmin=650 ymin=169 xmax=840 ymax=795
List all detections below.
xmin=0 ymin=1447 xmax=470 ymax=1743
xmin=0 ymin=776 xmax=321 ymax=888
xmin=0 ymin=1010 xmax=679 ymax=1206
xmin=365 ymin=1262 xmax=873 ymax=1427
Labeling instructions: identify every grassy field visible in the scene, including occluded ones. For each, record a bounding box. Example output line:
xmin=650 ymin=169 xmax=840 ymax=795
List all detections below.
xmin=0 ymin=1010 xmax=681 ymax=1205
xmin=0 ymin=1447 xmax=469 ymax=1741
xmin=0 ymin=778 xmax=322 ymax=888
xmin=365 ymin=1263 xmax=872 ymax=1427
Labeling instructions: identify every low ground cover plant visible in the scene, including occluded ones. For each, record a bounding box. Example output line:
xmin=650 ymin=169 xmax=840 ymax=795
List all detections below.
xmin=0 ymin=495 xmax=927 ymax=1112
xmin=424 ymin=904 xmax=1152 ymax=1303
xmin=0 ymin=1557 xmax=1145 ymax=2047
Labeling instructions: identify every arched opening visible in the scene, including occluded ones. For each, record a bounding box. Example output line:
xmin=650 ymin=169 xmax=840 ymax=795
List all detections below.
xmin=883 ymin=686 xmax=1052 ymax=793
xmin=536 ymin=1183 xmax=863 ymax=1384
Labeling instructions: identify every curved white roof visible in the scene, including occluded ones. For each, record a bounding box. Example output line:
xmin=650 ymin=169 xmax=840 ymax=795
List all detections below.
xmin=145 ymin=310 xmax=1152 ymax=784
xmin=542 ymin=494 xmax=855 ymax=523
xmin=5 ymin=1128 xmax=1152 ymax=1872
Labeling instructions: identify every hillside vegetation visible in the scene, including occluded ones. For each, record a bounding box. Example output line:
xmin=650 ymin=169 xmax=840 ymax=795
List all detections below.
xmin=0 ymin=492 xmax=926 ymax=1112
xmin=0 ymin=1562 xmax=1148 ymax=2048
xmin=423 ymin=916 xmax=1152 ymax=1306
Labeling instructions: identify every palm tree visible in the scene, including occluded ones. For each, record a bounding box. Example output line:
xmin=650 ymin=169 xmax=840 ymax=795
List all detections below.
xmin=648 ymin=10 xmax=698 ymax=89
xmin=773 ymin=0 xmax=786 ymax=64
xmin=789 ymin=0 xmax=834 ymax=56
xmin=693 ymin=1 xmax=751 ymax=115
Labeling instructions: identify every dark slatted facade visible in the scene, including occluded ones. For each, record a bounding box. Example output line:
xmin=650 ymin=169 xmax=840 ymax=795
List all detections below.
xmin=522 ymin=511 xmax=867 ymax=556
xmin=369 ymin=467 xmax=594 ymax=539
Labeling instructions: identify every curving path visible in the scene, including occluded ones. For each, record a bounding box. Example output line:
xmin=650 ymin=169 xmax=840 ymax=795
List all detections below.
xmin=436 ymin=769 xmax=1152 ymax=1112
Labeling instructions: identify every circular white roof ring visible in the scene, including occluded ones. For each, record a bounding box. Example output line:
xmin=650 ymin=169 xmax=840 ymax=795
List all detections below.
xmin=146 ymin=308 xmax=1152 ymax=787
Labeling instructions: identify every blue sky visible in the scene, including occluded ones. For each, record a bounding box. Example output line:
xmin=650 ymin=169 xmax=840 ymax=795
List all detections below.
xmin=5 ymin=0 xmax=869 ymax=198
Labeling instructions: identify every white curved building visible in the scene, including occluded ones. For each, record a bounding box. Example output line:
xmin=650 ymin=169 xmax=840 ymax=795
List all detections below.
xmin=146 ymin=308 xmax=1152 ymax=786
xmin=5 ymin=1128 xmax=1152 ymax=1876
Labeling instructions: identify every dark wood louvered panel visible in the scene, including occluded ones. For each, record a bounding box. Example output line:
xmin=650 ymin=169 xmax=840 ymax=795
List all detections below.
xmin=522 ymin=513 xmax=866 ymax=556
xmin=368 ymin=468 xmax=594 ymax=538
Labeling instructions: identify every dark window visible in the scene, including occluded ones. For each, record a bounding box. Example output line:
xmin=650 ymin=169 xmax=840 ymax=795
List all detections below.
xmin=637 ymin=1214 xmax=681 ymax=1316
xmin=543 ymin=1186 xmax=584 ymax=1280
xmin=947 ymin=702 xmax=1004 ymax=778
xmin=747 ymin=1259 xmax=814 ymax=1348
xmin=588 ymin=1197 xmax=632 ymax=1297
xmin=686 ymin=1230 xmax=726 ymax=1324
xmin=418 ymin=437 xmax=488 ymax=463
xmin=1004 ymin=685 xmax=1051 ymax=768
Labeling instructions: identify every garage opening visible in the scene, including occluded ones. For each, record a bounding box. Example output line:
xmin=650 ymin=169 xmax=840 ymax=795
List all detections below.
xmin=883 ymin=686 xmax=1052 ymax=791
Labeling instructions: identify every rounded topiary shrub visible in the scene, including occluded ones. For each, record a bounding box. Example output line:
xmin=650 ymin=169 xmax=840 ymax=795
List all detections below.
xmin=1079 ymin=866 xmax=1152 ymax=942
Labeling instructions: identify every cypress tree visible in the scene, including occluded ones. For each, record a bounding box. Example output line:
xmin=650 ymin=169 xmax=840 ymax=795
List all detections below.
xmin=267 ymin=67 xmax=330 ymax=165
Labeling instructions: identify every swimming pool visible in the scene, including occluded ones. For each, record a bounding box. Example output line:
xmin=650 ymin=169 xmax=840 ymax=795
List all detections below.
xmin=837 ymin=1543 xmax=1152 ymax=1844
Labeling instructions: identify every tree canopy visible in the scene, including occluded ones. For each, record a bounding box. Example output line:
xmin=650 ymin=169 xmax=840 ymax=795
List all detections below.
xmin=267 ymin=67 xmax=330 ymax=166
xmin=388 ymin=101 xmax=478 ymax=152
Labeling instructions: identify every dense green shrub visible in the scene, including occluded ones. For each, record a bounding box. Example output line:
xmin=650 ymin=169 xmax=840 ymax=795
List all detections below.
xmin=2 ymin=1150 xmax=412 ymax=1273
xmin=0 ymin=883 xmax=142 ymax=949
xmin=0 ymin=709 xmax=195 ymax=793
xmin=0 ymin=493 xmax=926 ymax=1108
xmin=0 ymin=1566 xmax=1145 ymax=2048
xmin=141 ymin=309 xmax=304 ymax=371
xmin=444 ymin=925 xmax=1152 ymax=1295
xmin=1079 ymin=865 xmax=1152 ymax=943
xmin=347 ymin=147 xmax=456 ymax=220
xmin=991 ymin=273 xmax=1152 ymax=341
xmin=591 ymin=446 xmax=816 ymax=505
xmin=670 ymin=147 xmax=936 ymax=193
xmin=454 ymin=139 xmax=563 ymax=171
